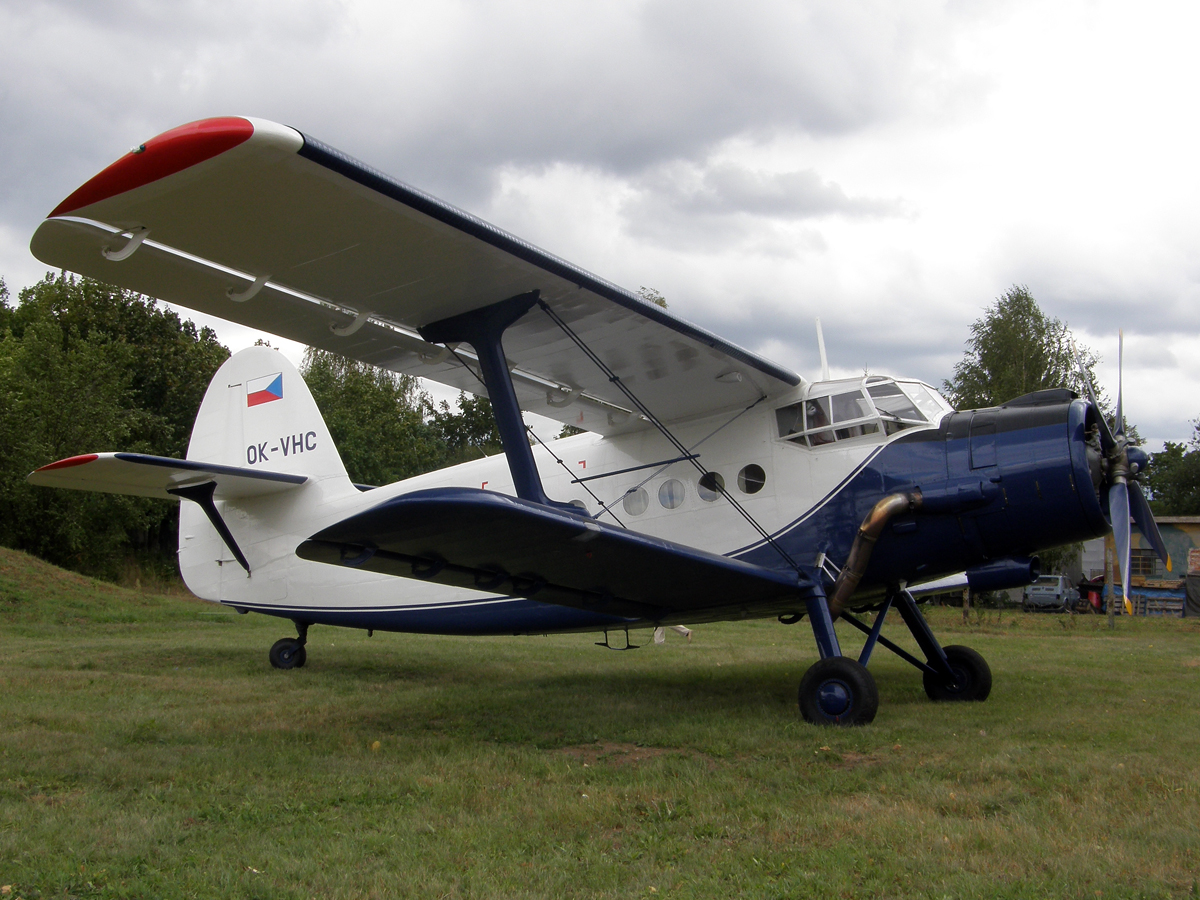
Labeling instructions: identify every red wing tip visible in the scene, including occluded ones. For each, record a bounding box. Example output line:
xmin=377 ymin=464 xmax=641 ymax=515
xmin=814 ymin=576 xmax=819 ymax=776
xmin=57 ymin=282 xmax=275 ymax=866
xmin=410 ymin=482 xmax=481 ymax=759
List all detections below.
xmin=37 ymin=454 xmax=100 ymax=471
xmin=49 ymin=117 xmax=256 ymax=217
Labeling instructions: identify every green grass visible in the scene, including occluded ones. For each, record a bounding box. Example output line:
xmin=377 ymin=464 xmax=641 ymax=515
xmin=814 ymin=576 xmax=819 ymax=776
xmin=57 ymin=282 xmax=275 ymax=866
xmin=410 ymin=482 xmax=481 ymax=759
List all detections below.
xmin=2 ymin=546 xmax=1200 ymax=899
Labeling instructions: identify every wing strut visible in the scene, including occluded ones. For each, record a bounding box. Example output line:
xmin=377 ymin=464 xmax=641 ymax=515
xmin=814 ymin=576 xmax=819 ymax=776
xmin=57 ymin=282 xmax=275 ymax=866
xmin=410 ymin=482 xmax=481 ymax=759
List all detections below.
xmin=419 ymin=292 xmax=582 ymax=515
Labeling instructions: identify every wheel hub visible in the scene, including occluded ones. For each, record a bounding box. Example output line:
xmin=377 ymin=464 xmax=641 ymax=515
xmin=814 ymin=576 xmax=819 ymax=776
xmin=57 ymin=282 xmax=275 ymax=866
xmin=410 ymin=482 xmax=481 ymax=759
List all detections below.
xmin=947 ymin=666 xmax=968 ymax=693
xmin=817 ymin=679 xmax=852 ymax=716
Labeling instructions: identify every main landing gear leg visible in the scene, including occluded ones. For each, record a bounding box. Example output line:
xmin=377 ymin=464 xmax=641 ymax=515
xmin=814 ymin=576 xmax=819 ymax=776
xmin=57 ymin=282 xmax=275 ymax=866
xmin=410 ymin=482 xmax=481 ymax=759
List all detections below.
xmin=841 ymin=590 xmax=992 ymax=702
xmin=797 ymin=589 xmax=879 ymax=726
xmin=269 ymin=620 xmax=309 ymax=670
xmin=884 ymin=589 xmax=991 ymax=702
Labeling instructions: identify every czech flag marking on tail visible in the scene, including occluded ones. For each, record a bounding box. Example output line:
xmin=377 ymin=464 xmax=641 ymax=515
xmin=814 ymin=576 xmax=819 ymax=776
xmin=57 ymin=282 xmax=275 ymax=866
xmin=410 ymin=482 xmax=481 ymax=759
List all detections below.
xmin=247 ymin=373 xmax=283 ymax=407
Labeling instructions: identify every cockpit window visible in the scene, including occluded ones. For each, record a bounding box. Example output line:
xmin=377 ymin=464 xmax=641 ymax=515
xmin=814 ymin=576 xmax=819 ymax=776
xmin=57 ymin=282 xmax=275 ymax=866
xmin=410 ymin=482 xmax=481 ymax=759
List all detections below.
xmin=776 ymin=403 xmax=804 ymax=437
xmin=830 ymin=390 xmax=873 ymax=423
xmin=902 ymin=382 xmax=949 ymax=419
xmin=805 ymin=397 xmax=836 ymax=445
xmin=868 ymin=382 xmax=924 ymax=421
xmin=775 ymin=377 xmax=946 ymax=448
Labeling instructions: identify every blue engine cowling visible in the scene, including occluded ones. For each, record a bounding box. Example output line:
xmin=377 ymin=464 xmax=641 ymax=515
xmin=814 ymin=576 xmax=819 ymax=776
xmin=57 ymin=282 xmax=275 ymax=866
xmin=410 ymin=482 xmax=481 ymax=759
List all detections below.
xmin=740 ymin=396 xmax=1108 ymax=595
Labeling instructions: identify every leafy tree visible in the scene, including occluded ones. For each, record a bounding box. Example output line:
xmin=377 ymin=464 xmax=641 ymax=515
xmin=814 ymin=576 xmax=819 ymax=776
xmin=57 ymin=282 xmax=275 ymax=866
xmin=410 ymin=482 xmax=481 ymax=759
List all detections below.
xmin=301 ymin=349 xmax=446 ymax=485
xmin=0 ymin=312 xmax=157 ymax=574
xmin=302 ymin=349 xmax=515 ymax=477
xmin=8 ymin=273 xmax=229 ymax=459
xmin=0 ymin=274 xmax=229 ymax=577
xmin=943 ymin=285 xmax=1113 ymax=572
xmin=943 ymin=285 xmax=1097 ymax=410
xmin=1146 ymin=422 xmax=1200 ymax=515
xmin=428 ymin=391 xmax=504 ymax=464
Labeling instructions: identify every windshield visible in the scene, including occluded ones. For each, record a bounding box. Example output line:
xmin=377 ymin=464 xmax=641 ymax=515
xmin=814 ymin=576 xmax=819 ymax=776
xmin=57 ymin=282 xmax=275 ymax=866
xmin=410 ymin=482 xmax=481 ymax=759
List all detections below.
xmin=775 ymin=377 xmax=948 ymax=448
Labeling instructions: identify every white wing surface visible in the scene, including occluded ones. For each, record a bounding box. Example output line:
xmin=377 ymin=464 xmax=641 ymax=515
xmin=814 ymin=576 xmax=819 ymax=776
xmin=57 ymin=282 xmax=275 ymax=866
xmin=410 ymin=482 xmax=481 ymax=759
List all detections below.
xmin=30 ymin=117 xmax=801 ymax=435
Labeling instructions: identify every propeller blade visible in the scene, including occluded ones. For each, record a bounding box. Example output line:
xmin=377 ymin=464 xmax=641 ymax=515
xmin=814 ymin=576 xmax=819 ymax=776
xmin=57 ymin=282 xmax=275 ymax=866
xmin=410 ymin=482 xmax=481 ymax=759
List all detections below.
xmin=1129 ymin=480 xmax=1172 ymax=572
xmin=1109 ymin=482 xmax=1132 ymax=606
xmin=1078 ymin=362 xmax=1115 ymax=452
xmin=1114 ymin=330 xmax=1125 ymax=439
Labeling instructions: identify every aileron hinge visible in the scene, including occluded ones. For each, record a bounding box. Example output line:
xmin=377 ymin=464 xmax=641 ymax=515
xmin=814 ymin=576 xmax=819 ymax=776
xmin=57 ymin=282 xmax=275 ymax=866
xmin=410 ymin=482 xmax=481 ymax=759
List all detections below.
xmin=102 ymin=227 xmax=149 ymax=261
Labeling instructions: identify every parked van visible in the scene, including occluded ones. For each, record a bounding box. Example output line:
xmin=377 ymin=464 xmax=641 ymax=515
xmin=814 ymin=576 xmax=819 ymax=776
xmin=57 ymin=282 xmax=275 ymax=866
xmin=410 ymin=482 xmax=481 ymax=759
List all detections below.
xmin=1023 ymin=574 xmax=1071 ymax=611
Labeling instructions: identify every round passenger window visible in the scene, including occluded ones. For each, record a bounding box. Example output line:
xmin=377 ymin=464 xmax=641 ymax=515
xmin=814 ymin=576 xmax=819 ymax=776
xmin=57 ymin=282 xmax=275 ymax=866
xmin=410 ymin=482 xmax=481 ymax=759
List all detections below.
xmin=737 ymin=464 xmax=766 ymax=494
xmin=658 ymin=479 xmax=685 ymax=509
xmin=622 ymin=487 xmax=649 ymax=516
xmin=698 ymin=471 xmax=725 ymax=502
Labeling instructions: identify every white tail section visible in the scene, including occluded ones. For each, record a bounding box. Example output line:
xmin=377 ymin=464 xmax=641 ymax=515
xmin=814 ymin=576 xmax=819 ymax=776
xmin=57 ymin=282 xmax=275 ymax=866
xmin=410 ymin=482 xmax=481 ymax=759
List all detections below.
xmin=188 ymin=346 xmax=351 ymax=488
xmin=181 ymin=347 xmax=355 ymax=604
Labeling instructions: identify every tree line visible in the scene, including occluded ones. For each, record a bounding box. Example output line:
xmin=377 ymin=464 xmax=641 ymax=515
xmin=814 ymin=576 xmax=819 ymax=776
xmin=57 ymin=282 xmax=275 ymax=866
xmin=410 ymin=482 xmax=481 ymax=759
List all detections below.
xmin=1 ymin=274 xmax=1196 ymax=581
xmin=0 ymin=273 xmax=499 ymax=579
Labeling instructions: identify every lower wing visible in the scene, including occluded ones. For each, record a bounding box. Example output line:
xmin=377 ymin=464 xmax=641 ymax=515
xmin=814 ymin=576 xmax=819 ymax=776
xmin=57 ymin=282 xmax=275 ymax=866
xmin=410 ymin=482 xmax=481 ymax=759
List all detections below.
xmin=297 ymin=487 xmax=819 ymax=622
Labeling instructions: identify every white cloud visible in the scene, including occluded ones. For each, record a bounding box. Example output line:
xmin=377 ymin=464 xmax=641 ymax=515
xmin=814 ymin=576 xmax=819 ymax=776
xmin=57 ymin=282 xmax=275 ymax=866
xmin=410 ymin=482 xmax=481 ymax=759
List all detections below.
xmin=2 ymin=0 xmax=1199 ymax=448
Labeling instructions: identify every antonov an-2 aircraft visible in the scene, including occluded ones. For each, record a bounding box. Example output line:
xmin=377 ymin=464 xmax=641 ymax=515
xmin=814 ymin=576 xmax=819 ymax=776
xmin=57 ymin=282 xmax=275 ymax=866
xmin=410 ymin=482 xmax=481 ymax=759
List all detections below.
xmin=26 ymin=117 xmax=1169 ymax=725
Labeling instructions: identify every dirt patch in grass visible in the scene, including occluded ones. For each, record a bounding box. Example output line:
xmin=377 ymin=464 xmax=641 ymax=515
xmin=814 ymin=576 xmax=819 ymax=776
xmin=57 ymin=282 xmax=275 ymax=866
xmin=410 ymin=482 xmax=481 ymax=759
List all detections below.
xmin=554 ymin=741 xmax=713 ymax=768
xmin=26 ymin=791 xmax=84 ymax=807
xmin=831 ymin=749 xmax=887 ymax=769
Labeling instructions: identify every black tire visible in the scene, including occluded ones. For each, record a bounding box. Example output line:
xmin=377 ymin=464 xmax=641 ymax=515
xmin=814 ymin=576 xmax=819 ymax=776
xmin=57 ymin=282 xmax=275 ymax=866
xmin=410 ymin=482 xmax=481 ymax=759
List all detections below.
xmin=798 ymin=657 xmax=879 ymax=726
xmin=269 ymin=638 xmax=307 ymax=670
xmin=923 ymin=645 xmax=990 ymax=701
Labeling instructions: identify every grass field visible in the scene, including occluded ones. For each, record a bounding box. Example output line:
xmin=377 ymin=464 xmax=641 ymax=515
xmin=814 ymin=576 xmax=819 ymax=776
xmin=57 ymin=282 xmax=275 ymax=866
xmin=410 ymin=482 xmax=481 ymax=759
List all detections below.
xmin=2 ymin=546 xmax=1199 ymax=899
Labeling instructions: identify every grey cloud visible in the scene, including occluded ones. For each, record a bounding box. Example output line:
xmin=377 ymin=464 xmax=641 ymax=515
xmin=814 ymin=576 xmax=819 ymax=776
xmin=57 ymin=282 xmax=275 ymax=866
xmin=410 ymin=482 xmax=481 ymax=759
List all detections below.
xmin=377 ymin=0 xmax=965 ymax=186
xmin=639 ymin=160 xmax=898 ymax=218
xmin=988 ymin=243 xmax=1200 ymax=340
xmin=687 ymin=164 xmax=898 ymax=218
xmin=0 ymin=0 xmax=967 ymax=224
xmin=617 ymin=159 xmax=898 ymax=251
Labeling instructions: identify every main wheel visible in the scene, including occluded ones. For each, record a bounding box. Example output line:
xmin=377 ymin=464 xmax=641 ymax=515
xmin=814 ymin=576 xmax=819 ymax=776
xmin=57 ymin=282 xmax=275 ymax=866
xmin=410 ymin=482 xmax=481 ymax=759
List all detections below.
xmin=923 ymin=645 xmax=990 ymax=701
xmin=798 ymin=657 xmax=879 ymax=726
xmin=269 ymin=637 xmax=307 ymax=670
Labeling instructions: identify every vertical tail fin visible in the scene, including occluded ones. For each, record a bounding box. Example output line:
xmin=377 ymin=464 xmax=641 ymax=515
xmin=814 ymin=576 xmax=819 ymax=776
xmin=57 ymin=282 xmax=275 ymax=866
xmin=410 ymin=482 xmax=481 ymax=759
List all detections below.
xmin=188 ymin=346 xmax=351 ymax=488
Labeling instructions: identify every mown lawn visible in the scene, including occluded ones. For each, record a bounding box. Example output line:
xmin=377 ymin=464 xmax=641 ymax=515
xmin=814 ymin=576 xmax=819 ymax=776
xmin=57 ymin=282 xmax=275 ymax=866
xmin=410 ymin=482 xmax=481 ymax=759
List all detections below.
xmin=2 ymin=546 xmax=1199 ymax=899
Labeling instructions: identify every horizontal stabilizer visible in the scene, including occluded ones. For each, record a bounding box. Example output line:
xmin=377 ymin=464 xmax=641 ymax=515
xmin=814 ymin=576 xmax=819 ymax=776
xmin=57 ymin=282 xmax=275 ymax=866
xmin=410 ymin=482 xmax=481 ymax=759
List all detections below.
xmin=297 ymin=488 xmax=816 ymax=621
xmin=28 ymin=452 xmax=307 ymax=500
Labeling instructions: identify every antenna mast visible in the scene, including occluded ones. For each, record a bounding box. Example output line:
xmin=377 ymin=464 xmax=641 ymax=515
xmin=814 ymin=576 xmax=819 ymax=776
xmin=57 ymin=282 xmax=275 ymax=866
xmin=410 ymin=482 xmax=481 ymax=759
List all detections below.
xmin=815 ymin=318 xmax=831 ymax=381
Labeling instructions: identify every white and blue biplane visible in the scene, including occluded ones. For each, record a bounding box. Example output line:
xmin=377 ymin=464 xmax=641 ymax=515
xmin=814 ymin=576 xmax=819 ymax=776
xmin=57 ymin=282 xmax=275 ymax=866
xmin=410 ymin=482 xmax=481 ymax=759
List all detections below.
xmin=26 ymin=117 xmax=1169 ymax=725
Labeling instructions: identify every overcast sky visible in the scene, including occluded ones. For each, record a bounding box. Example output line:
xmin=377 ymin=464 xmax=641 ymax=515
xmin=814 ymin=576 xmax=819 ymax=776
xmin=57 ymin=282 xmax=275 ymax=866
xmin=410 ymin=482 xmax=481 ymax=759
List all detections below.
xmin=2 ymin=0 xmax=1197 ymax=448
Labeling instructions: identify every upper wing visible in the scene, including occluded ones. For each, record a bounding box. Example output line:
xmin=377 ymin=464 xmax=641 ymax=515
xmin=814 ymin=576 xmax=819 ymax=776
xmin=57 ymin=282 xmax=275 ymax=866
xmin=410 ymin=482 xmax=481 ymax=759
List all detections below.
xmin=28 ymin=452 xmax=307 ymax=500
xmin=30 ymin=117 xmax=801 ymax=435
xmin=296 ymin=487 xmax=817 ymax=621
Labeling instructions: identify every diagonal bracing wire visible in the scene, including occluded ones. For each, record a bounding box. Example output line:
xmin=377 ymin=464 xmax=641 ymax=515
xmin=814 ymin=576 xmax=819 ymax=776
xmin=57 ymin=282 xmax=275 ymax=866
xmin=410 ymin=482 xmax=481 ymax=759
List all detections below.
xmin=439 ymin=343 xmax=624 ymax=526
xmin=525 ymin=425 xmax=626 ymax=528
xmin=536 ymin=300 xmax=803 ymax=574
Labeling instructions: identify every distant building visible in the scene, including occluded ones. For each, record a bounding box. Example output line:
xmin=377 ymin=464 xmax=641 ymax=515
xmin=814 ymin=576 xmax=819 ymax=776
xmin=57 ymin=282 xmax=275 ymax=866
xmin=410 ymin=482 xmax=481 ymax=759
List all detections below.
xmin=1080 ymin=516 xmax=1200 ymax=616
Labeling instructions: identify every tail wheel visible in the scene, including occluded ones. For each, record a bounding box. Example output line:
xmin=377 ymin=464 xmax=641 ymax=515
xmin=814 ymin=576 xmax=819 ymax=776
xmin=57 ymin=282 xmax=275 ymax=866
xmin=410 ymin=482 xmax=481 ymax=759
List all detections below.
xmin=923 ymin=645 xmax=991 ymax=701
xmin=798 ymin=657 xmax=879 ymax=726
xmin=269 ymin=637 xmax=307 ymax=670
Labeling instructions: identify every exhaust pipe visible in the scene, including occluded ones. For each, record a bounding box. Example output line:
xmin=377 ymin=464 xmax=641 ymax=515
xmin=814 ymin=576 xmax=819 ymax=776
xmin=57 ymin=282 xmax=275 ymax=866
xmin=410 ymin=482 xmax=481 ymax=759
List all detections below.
xmin=828 ymin=491 xmax=922 ymax=618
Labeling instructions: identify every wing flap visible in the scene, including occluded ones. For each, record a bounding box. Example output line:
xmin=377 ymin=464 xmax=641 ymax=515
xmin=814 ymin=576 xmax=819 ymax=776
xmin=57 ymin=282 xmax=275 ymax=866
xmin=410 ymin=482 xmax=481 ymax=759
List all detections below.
xmin=31 ymin=117 xmax=802 ymax=434
xmin=28 ymin=452 xmax=307 ymax=500
xmin=296 ymin=487 xmax=814 ymax=620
